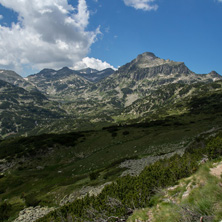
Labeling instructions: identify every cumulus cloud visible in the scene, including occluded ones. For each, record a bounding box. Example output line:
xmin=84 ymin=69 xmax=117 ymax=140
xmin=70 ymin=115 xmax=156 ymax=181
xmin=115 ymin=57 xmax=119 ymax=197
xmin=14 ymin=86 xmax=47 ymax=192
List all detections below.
xmin=0 ymin=15 xmax=3 ymax=20
xmin=123 ymin=0 xmax=158 ymax=11
xmin=0 ymin=0 xmax=100 ymax=74
xmin=73 ymin=57 xmax=117 ymax=71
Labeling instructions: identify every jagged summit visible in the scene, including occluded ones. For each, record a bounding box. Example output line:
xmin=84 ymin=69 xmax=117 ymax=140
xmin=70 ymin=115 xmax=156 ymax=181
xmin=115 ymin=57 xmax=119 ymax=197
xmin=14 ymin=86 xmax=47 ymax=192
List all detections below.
xmin=0 ymin=69 xmax=36 ymax=91
xmin=78 ymin=68 xmax=98 ymax=74
xmin=59 ymin=67 xmax=72 ymax=71
xmin=129 ymin=52 xmax=183 ymax=69
xmin=39 ymin=68 xmax=55 ymax=74
xmin=136 ymin=52 xmax=157 ymax=61
xmin=208 ymin=70 xmax=221 ymax=78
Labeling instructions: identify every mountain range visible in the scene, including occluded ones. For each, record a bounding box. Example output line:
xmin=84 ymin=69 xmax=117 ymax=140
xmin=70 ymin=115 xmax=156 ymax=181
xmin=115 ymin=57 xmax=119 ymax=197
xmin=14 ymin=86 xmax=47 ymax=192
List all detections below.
xmin=0 ymin=52 xmax=221 ymax=138
xmin=1 ymin=52 xmax=222 ymax=222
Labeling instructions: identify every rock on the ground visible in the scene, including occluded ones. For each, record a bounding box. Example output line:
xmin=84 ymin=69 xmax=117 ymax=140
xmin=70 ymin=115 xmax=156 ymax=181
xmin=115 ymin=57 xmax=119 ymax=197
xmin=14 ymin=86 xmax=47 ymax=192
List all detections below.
xmin=119 ymin=148 xmax=185 ymax=177
xmin=13 ymin=206 xmax=55 ymax=222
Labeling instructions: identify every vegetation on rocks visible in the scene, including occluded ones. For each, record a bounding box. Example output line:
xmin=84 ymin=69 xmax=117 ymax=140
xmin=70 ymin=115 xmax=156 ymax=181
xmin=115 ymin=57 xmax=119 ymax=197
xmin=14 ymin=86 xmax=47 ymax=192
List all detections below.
xmin=37 ymin=134 xmax=222 ymax=222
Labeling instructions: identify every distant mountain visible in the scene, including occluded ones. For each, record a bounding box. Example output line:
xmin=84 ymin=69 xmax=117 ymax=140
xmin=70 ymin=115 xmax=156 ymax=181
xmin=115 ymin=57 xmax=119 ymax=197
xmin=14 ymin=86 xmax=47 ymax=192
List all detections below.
xmin=92 ymin=52 xmax=222 ymax=107
xmin=0 ymin=52 xmax=221 ymax=137
xmin=27 ymin=67 xmax=115 ymax=98
xmin=27 ymin=67 xmax=92 ymax=98
xmin=78 ymin=68 xmax=99 ymax=74
xmin=24 ymin=52 xmax=222 ymax=125
xmin=26 ymin=52 xmax=222 ymax=106
xmin=77 ymin=68 xmax=115 ymax=82
xmin=0 ymin=69 xmax=36 ymax=91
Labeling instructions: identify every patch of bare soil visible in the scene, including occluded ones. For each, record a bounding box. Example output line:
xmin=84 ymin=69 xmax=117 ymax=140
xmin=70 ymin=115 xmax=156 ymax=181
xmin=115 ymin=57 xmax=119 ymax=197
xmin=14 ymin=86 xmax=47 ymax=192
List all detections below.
xmin=210 ymin=162 xmax=222 ymax=178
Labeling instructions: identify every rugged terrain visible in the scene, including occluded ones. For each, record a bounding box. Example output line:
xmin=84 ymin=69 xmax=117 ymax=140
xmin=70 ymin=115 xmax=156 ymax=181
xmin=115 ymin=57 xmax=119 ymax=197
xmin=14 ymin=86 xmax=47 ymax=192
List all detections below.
xmin=1 ymin=89 xmax=222 ymax=221
xmin=0 ymin=69 xmax=36 ymax=91
xmin=0 ymin=52 xmax=222 ymax=221
xmin=0 ymin=80 xmax=66 ymax=138
xmin=0 ymin=52 xmax=221 ymax=138
xmin=128 ymin=159 xmax=222 ymax=222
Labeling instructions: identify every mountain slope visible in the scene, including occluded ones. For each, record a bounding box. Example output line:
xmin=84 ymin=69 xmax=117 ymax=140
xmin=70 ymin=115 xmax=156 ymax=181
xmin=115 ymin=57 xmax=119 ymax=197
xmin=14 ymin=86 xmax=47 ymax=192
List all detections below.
xmin=114 ymin=80 xmax=222 ymax=122
xmin=0 ymin=69 xmax=36 ymax=91
xmin=36 ymin=131 xmax=222 ymax=222
xmin=77 ymin=68 xmax=115 ymax=82
xmin=27 ymin=67 xmax=92 ymax=99
xmin=27 ymin=67 xmax=115 ymax=98
xmin=0 ymin=80 xmax=66 ymax=138
xmin=92 ymin=52 xmax=222 ymax=108
xmin=26 ymin=52 xmax=222 ymax=113
xmin=1 ymin=99 xmax=222 ymax=221
xmin=128 ymin=158 xmax=222 ymax=222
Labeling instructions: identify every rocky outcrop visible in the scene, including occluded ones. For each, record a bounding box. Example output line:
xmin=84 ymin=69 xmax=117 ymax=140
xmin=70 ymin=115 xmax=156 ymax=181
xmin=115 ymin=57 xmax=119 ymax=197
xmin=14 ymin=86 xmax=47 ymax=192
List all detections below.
xmin=119 ymin=148 xmax=185 ymax=176
xmin=60 ymin=182 xmax=112 ymax=206
xmin=0 ymin=159 xmax=16 ymax=173
xmin=13 ymin=206 xmax=55 ymax=222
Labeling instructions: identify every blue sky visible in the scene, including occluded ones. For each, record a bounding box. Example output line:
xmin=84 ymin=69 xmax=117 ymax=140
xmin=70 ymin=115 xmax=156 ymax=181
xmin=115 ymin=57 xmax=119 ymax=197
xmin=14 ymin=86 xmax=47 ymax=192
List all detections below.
xmin=0 ymin=0 xmax=221 ymax=76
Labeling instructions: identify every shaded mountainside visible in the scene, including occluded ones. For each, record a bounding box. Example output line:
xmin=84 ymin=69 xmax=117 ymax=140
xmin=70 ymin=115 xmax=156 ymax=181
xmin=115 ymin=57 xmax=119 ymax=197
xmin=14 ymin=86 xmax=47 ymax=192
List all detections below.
xmin=0 ymin=80 xmax=66 ymax=138
xmin=1 ymin=103 xmax=222 ymax=221
xmin=24 ymin=131 xmax=222 ymax=221
xmin=0 ymin=69 xmax=36 ymax=91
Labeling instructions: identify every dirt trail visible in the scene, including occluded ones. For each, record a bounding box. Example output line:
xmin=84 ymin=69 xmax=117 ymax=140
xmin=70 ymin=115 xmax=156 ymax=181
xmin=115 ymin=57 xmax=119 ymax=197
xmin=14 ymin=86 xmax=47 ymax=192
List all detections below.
xmin=210 ymin=162 xmax=222 ymax=178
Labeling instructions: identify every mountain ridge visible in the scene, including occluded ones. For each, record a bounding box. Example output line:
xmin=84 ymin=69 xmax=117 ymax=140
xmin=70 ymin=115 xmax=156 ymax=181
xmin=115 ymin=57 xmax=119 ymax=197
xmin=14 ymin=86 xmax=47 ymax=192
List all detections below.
xmin=0 ymin=69 xmax=37 ymax=91
xmin=0 ymin=52 xmax=222 ymax=137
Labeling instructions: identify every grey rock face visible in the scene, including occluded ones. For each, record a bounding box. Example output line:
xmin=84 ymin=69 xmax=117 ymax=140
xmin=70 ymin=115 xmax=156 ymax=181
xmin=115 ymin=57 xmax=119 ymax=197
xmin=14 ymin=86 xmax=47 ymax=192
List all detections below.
xmin=60 ymin=182 xmax=112 ymax=206
xmin=77 ymin=68 xmax=115 ymax=82
xmin=27 ymin=67 xmax=115 ymax=98
xmin=13 ymin=206 xmax=55 ymax=222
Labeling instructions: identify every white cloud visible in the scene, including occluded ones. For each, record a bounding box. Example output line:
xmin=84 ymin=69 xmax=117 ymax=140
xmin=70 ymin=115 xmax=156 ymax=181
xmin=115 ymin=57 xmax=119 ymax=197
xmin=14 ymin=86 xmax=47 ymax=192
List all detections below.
xmin=0 ymin=15 xmax=3 ymax=20
xmin=0 ymin=0 xmax=100 ymax=74
xmin=73 ymin=57 xmax=117 ymax=71
xmin=123 ymin=0 xmax=158 ymax=11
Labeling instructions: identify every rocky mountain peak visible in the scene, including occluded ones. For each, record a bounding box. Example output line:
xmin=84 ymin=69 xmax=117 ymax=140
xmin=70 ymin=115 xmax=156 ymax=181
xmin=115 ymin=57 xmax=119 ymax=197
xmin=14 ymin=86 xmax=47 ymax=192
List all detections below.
xmin=39 ymin=68 xmax=55 ymax=74
xmin=57 ymin=67 xmax=74 ymax=75
xmin=208 ymin=70 xmax=221 ymax=77
xmin=0 ymin=69 xmax=36 ymax=91
xmin=136 ymin=52 xmax=157 ymax=61
xmin=60 ymin=67 xmax=72 ymax=72
xmin=134 ymin=52 xmax=158 ymax=66
xmin=78 ymin=68 xmax=98 ymax=74
xmin=130 ymin=52 xmax=183 ymax=69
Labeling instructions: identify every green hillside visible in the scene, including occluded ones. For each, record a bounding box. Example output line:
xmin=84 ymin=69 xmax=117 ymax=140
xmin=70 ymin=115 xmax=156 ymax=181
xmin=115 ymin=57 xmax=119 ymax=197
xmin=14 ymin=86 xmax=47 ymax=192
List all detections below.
xmin=36 ymin=132 xmax=222 ymax=222
xmin=1 ymin=89 xmax=222 ymax=221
